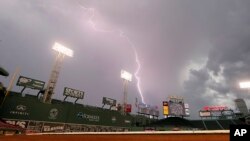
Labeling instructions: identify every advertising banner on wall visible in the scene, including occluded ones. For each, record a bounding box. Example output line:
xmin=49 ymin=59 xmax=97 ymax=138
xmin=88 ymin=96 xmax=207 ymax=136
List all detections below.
xmin=63 ymin=87 xmax=84 ymax=99
xmin=42 ymin=123 xmax=65 ymax=132
xmin=16 ymin=76 xmax=45 ymax=90
xmin=27 ymin=121 xmax=43 ymax=132
xmin=3 ymin=119 xmax=28 ymax=128
xmin=102 ymin=97 xmax=117 ymax=106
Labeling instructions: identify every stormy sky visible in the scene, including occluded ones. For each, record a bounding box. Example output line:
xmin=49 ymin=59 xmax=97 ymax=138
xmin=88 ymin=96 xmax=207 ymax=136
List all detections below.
xmin=0 ymin=0 xmax=250 ymax=119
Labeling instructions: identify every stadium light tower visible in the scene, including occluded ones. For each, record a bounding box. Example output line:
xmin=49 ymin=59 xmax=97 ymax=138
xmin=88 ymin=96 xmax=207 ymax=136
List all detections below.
xmin=239 ymin=81 xmax=250 ymax=97
xmin=43 ymin=42 xmax=73 ymax=103
xmin=121 ymin=70 xmax=132 ymax=114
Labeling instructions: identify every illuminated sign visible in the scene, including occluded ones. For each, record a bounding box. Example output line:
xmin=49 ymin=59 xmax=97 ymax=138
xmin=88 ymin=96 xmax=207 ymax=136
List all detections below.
xmin=163 ymin=101 xmax=168 ymax=106
xmin=202 ymin=106 xmax=228 ymax=111
xmin=63 ymin=87 xmax=84 ymax=99
xmin=163 ymin=101 xmax=169 ymax=115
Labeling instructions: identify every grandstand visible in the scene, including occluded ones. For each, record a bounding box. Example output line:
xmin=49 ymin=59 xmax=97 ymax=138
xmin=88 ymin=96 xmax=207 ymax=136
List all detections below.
xmin=0 ymin=90 xmax=247 ymax=133
xmin=146 ymin=117 xmax=244 ymax=131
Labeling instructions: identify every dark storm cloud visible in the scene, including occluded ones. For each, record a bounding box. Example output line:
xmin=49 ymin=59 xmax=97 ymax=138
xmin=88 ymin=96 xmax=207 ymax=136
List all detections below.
xmin=183 ymin=0 xmax=250 ymax=118
xmin=1 ymin=0 xmax=250 ymax=118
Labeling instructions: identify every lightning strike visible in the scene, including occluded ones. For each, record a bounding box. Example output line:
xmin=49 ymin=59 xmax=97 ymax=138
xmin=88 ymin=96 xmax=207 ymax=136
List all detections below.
xmin=79 ymin=4 xmax=145 ymax=104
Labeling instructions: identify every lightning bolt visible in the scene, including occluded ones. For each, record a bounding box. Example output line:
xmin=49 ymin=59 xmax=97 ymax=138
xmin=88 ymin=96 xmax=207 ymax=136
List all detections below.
xmin=79 ymin=4 xmax=145 ymax=104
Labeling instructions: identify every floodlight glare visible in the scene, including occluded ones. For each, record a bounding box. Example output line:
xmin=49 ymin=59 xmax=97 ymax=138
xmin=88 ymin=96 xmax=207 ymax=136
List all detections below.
xmin=121 ymin=70 xmax=132 ymax=82
xmin=239 ymin=81 xmax=250 ymax=89
xmin=52 ymin=42 xmax=74 ymax=57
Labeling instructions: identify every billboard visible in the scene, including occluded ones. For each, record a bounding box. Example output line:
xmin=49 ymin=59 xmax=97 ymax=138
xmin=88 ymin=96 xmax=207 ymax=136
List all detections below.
xmin=163 ymin=101 xmax=169 ymax=115
xmin=16 ymin=76 xmax=45 ymax=90
xmin=102 ymin=97 xmax=116 ymax=106
xmin=199 ymin=110 xmax=234 ymax=118
xmin=210 ymin=111 xmax=222 ymax=117
xmin=63 ymin=87 xmax=84 ymax=99
xmin=199 ymin=111 xmax=211 ymax=117
xmin=138 ymin=107 xmax=148 ymax=115
xmin=221 ymin=110 xmax=234 ymax=116
xmin=136 ymin=103 xmax=159 ymax=116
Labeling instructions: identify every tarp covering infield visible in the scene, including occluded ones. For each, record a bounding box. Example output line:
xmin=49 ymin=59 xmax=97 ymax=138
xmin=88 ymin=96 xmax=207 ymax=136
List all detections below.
xmin=0 ymin=130 xmax=230 ymax=141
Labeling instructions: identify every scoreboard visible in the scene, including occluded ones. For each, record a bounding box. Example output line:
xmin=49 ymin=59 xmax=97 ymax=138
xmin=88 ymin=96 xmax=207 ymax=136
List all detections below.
xmin=163 ymin=100 xmax=188 ymax=116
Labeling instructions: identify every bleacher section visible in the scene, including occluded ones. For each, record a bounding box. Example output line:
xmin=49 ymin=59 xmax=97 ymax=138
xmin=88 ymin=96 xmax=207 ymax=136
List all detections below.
xmin=217 ymin=120 xmax=234 ymax=129
xmin=191 ymin=120 xmax=205 ymax=130
xmin=146 ymin=117 xmax=244 ymax=131
xmin=149 ymin=117 xmax=194 ymax=130
xmin=203 ymin=120 xmax=222 ymax=130
xmin=232 ymin=119 xmax=244 ymax=125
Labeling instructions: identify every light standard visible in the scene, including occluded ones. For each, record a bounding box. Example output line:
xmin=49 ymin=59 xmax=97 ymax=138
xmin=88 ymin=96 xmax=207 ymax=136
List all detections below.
xmin=120 ymin=70 xmax=132 ymax=114
xmin=239 ymin=81 xmax=250 ymax=98
xmin=237 ymin=81 xmax=250 ymax=116
xmin=43 ymin=42 xmax=73 ymax=103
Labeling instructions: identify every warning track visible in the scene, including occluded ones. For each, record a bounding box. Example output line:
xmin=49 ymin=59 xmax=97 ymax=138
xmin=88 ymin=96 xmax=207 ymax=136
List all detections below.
xmin=0 ymin=130 xmax=229 ymax=141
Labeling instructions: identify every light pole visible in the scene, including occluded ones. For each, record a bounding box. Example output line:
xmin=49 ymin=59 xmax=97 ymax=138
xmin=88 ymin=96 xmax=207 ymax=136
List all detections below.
xmin=43 ymin=42 xmax=73 ymax=103
xmin=121 ymin=70 xmax=132 ymax=114
xmin=239 ymin=81 xmax=250 ymax=98
xmin=238 ymin=81 xmax=250 ymax=115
